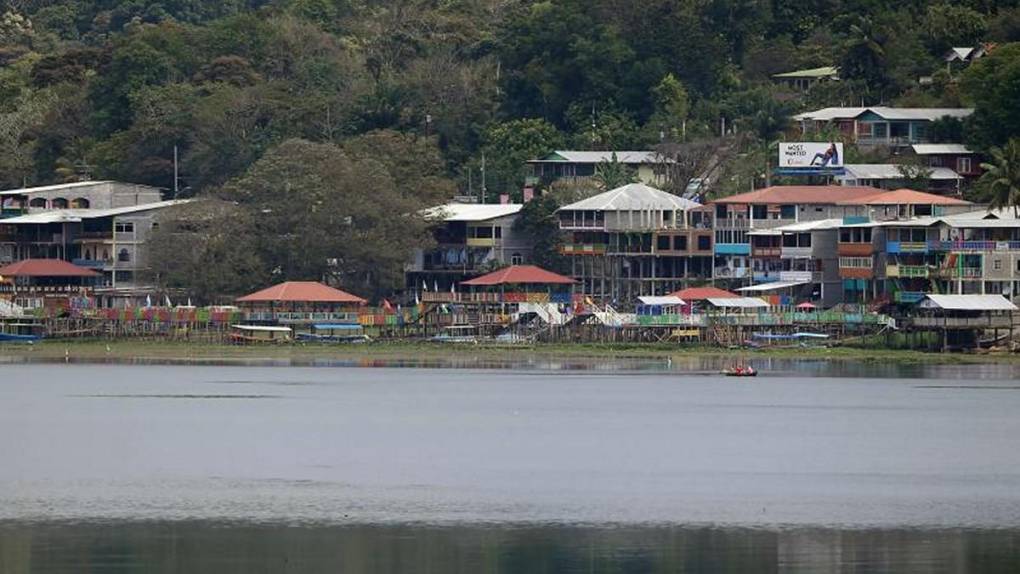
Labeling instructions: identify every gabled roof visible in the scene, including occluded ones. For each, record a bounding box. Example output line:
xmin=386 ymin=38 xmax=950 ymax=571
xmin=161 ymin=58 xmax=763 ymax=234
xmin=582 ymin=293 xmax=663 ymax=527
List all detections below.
xmin=710 ymin=185 xmax=883 ymax=205
xmin=530 ymin=151 xmax=662 ymax=164
xmin=423 ymin=203 xmax=522 ymax=222
xmin=837 ymin=188 xmax=971 ymax=206
xmin=792 ymin=107 xmax=973 ymax=122
xmin=0 ymin=200 xmax=192 ymax=224
xmin=945 ymin=47 xmax=974 ymax=62
xmin=773 ymin=66 xmax=839 ymax=79
xmin=558 ymin=183 xmax=701 ymax=211
xmin=0 ymin=180 xmax=162 ymax=197
xmin=911 ymin=144 xmax=973 ymax=155
xmin=668 ymin=286 xmax=738 ymax=300
xmin=920 ymin=294 xmax=1017 ymax=312
xmin=840 ymin=164 xmax=963 ymax=181
xmin=461 ymin=265 xmax=575 ymax=286
xmin=0 ymin=259 xmax=100 ymax=277
xmin=236 ymin=281 xmax=367 ymax=304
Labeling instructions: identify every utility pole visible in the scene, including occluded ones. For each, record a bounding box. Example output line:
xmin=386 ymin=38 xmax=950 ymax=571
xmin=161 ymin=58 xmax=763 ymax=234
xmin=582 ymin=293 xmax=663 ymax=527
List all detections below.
xmin=173 ymin=145 xmax=179 ymax=199
xmin=480 ymin=153 xmax=487 ymax=204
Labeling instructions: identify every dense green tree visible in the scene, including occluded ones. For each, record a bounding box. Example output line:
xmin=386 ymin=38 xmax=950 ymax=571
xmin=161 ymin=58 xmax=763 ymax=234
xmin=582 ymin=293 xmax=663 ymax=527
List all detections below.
xmin=475 ymin=118 xmax=564 ymax=198
xmin=592 ymin=153 xmax=638 ymax=191
xmin=960 ymin=42 xmax=1020 ymax=149
xmin=978 ymin=139 xmax=1020 ymax=217
xmin=512 ymin=195 xmax=570 ymax=274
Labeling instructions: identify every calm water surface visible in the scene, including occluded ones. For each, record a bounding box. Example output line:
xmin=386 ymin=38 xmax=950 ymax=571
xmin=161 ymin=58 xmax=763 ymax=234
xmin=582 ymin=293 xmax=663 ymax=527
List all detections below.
xmin=2 ymin=360 xmax=1020 ymax=572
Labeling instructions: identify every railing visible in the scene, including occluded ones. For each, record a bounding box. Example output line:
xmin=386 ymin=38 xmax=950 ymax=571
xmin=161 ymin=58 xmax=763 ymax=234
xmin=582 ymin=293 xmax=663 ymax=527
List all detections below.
xmin=937 ymin=267 xmax=983 ymax=279
xmin=421 ymin=292 xmax=573 ymax=304
xmin=0 ymin=285 xmax=93 ymax=294
xmin=886 ymin=264 xmax=929 ymax=278
xmin=886 ymin=241 xmax=928 ymax=254
xmin=752 ymin=247 xmax=781 ymax=257
xmin=894 ymin=291 xmax=927 ymax=303
xmin=714 ymin=243 xmax=751 ymax=255
xmin=560 ymin=243 xmax=607 ymax=255
xmin=77 ymin=231 xmax=113 ymax=240
xmin=781 ymin=247 xmax=813 ymax=259
xmin=714 ymin=267 xmax=749 ymax=279
xmin=779 ymin=270 xmax=817 ymax=282
xmin=244 ymin=311 xmax=361 ymax=323
xmin=635 ymin=311 xmax=895 ymax=328
xmin=927 ymin=240 xmax=1020 ymax=251
xmin=72 ymin=258 xmax=111 ymax=269
xmin=908 ymin=315 xmax=1015 ymax=329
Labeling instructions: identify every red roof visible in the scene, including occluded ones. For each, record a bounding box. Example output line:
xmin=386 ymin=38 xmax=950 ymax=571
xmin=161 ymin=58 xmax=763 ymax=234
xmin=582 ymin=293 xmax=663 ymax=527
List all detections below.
xmin=461 ymin=265 xmax=575 ymax=286
xmin=668 ymin=286 xmax=739 ymax=300
xmin=837 ymin=188 xmax=971 ymax=206
xmin=711 ymin=186 xmax=885 ymax=205
xmin=236 ymin=281 xmax=366 ymax=304
xmin=0 ymin=259 xmax=99 ymax=277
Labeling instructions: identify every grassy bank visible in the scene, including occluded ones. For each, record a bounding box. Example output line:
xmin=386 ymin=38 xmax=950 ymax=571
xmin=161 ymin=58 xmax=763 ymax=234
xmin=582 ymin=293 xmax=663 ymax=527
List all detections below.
xmin=1 ymin=339 xmax=1017 ymax=365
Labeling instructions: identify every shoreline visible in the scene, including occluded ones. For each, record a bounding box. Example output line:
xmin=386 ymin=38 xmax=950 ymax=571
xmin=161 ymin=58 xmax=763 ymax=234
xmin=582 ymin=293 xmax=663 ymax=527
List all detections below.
xmin=1 ymin=339 xmax=1018 ymax=366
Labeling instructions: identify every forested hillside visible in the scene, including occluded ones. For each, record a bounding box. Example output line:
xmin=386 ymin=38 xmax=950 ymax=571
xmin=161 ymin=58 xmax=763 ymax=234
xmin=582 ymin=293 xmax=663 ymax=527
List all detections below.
xmin=1 ymin=0 xmax=1018 ymax=298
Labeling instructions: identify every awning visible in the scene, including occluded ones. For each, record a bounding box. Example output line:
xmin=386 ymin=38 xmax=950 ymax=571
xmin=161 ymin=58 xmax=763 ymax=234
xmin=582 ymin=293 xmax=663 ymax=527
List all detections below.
xmin=736 ymin=280 xmax=811 ymax=293
xmin=231 ymin=324 xmax=293 ymax=332
xmin=918 ymin=294 xmax=1018 ymax=311
xmin=637 ymin=296 xmax=685 ymax=306
xmin=707 ymin=297 xmax=770 ymax=309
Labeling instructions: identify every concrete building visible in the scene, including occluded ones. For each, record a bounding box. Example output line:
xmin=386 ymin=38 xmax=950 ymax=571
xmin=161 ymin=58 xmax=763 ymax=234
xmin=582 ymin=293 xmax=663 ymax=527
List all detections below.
xmin=527 ymin=151 xmax=667 ymax=187
xmin=556 ymin=183 xmax=712 ymax=302
xmin=836 ymin=164 xmax=963 ymax=195
xmin=407 ymin=203 xmax=533 ymax=293
xmin=792 ymin=107 xmax=974 ymax=148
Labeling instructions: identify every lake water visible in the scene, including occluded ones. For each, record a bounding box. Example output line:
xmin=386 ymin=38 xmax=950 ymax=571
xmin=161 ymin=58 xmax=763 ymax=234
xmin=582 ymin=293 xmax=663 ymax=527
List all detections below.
xmin=2 ymin=360 xmax=1020 ymax=572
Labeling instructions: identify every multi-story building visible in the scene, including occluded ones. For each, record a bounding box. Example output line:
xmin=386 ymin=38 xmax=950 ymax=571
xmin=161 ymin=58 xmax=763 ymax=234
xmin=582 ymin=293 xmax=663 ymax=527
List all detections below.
xmin=527 ymin=151 xmax=667 ymax=187
xmin=406 ymin=203 xmax=533 ymax=293
xmin=791 ymin=107 xmax=974 ymax=148
xmin=708 ymin=185 xmax=885 ymax=286
xmin=0 ymin=182 xmax=189 ymax=303
xmin=910 ymin=144 xmax=983 ymax=183
xmin=748 ymin=219 xmax=843 ymax=305
xmin=836 ymin=164 xmax=963 ymax=195
xmin=882 ymin=209 xmax=1020 ymax=305
xmin=556 ymin=183 xmax=712 ymax=303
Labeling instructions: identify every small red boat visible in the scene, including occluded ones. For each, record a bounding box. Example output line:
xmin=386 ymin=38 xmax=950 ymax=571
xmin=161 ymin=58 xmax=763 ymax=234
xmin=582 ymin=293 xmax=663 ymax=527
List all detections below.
xmin=723 ymin=365 xmax=757 ymax=377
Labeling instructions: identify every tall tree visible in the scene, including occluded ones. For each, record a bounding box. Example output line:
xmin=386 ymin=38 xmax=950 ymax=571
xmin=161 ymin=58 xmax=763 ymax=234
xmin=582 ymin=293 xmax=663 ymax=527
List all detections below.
xmin=978 ymin=138 xmax=1020 ymax=217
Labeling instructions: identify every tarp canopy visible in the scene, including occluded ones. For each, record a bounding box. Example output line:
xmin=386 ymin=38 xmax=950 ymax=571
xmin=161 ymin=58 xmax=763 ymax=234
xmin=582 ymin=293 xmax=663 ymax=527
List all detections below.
xmin=707 ymin=297 xmax=770 ymax=309
xmin=796 ymin=302 xmax=818 ymax=310
xmin=637 ymin=296 xmax=685 ymax=306
xmin=736 ymin=280 xmax=810 ymax=293
xmin=918 ymin=294 xmax=1018 ymax=311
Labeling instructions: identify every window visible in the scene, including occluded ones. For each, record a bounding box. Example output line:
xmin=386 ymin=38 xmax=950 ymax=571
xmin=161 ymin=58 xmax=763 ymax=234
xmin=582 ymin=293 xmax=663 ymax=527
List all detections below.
xmin=657 ymin=236 xmax=671 ymax=250
xmin=840 ymin=229 xmax=851 ymax=243
xmin=115 ymin=222 xmax=134 ymax=233
xmin=51 ymin=198 xmax=68 ymax=209
xmin=510 ymin=253 xmax=523 ymax=265
xmin=863 ymin=228 xmax=872 ymax=242
xmin=799 ymin=233 xmax=812 ymax=247
xmin=118 ymin=248 xmax=130 ymax=262
xmin=752 ymin=205 xmax=767 ymax=220
xmin=71 ymin=198 xmax=90 ymax=208
xmin=839 ymin=256 xmax=873 ymax=268
xmin=780 ymin=205 xmax=796 ymax=219
xmin=697 ymin=235 xmax=711 ymax=250
xmin=958 ymin=157 xmax=972 ymax=173
xmin=994 ymin=259 xmax=1003 ymax=271
xmin=29 ymin=198 xmax=46 ymax=208
xmin=673 ymin=235 xmax=687 ymax=250
xmin=494 ymin=226 xmax=502 ymax=239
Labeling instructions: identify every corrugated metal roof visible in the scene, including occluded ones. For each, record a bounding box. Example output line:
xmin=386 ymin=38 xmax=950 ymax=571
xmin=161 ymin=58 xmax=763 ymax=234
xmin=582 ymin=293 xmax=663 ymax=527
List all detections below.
xmin=792 ymin=107 xmax=973 ymax=122
xmin=423 ymin=203 xmax=522 ymax=222
xmin=0 ymin=259 xmax=100 ymax=277
xmin=236 ymin=281 xmax=367 ymax=304
xmin=0 ymin=199 xmax=192 ymax=224
xmin=919 ymin=294 xmax=1018 ymax=311
xmin=774 ymin=218 xmax=845 ymax=232
xmin=0 ymin=180 xmax=116 ymax=196
xmin=773 ymin=66 xmax=839 ymax=79
xmin=668 ymin=286 xmax=739 ymax=300
xmin=637 ymin=296 xmax=685 ymax=306
xmin=707 ymin=297 xmax=770 ymax=308
xmin=461 ymin=265 xmax=575 ymax=286
xmin=840 ymin=164 xmax=963 ymax=181
xmin=736 ymin=280 xmax=811 ymax=293
xmin=911 ymin=144 xmax=973 ymax=155
xmin=711 ymin=185 xmax=883 ymax=205
xmin=531 ymin=151 xmax=661 ymax=164
xmin=837 ymin=188 xmax=970 ymax=205
xmin=559 ymin=183 xmax=701 ymax=211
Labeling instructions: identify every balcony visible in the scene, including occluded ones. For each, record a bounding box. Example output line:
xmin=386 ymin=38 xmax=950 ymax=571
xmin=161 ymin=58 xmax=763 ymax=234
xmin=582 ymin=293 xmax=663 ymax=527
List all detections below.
xmin=837 ymin=243 xmax=874 ymax=257
xmin=779 ymin=270 xmax=816 ymax=282
xmin=886 ymin=241 xmax=928 ymax=254
xmin=560 ymin=243 xmax=607 ymax=255
xmin=77 ymin=231 xmax=114 ymax=241
xmin=886 ymin=264 xmax=929 ymax=278
xmin=781 ymin=247 xmax=813 ymax=259
xmin=938 ymin=267 xmax=983 ymax=279
xmin=927 ymin=240 xmax=1020 ymax=252
xmin=714 ymin=243 xmax=750 ymax=256
xmin=894 ymin=291 xmax=927 ymax=304
xmin=751 ymin=247 xmax=781 ymax=258
xmin=465 ymin=237 xmax=495 ymax=247
xmin=714 ymin=267 xmax=749 ymax=279
xmin=72 ymin=258 xmax=112 ymax=270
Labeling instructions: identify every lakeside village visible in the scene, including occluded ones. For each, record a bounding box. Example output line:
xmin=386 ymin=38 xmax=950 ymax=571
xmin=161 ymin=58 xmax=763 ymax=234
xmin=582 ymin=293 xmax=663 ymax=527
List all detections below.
xmin=1 ymin=104 xmax=1020 ymax=353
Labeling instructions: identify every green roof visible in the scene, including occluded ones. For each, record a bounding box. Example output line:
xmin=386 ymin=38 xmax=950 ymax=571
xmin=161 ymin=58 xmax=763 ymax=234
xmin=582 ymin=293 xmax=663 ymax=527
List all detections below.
xmin=773 ymin=66 xmax=839 ymax=79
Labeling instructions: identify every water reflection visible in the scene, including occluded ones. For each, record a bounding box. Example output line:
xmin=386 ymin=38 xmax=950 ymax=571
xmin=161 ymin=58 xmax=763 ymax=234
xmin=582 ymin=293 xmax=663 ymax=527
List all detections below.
xmin=1 ymin=352 xmax=1019 ymax=380
xmin=1 ymin=522 xmax=1019 ymax=573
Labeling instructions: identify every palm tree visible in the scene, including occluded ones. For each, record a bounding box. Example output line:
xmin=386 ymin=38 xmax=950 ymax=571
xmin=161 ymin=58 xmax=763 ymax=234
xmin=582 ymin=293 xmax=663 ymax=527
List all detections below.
xmin=593 ymin=152 xmax=639 ymax=191
xmin=979 ymin=139 xmax=1020 ymax=217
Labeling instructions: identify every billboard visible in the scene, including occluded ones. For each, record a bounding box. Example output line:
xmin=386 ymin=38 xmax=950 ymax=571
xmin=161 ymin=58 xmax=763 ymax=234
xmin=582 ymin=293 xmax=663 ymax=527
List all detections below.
xmin=779 ymin=142 xmax=844 ymax=169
